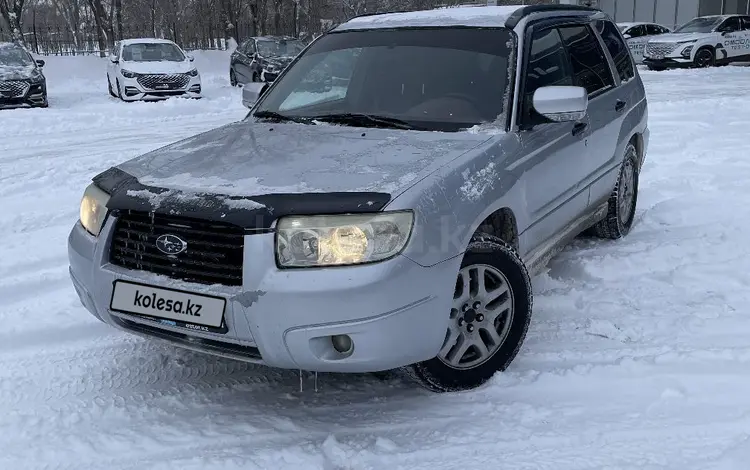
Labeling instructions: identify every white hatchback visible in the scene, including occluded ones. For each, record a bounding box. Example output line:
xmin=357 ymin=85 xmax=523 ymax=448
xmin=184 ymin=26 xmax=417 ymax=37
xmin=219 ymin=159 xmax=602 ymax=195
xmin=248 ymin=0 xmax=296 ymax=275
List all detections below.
xmin=106 ymin=38 xmax=201 ymax=101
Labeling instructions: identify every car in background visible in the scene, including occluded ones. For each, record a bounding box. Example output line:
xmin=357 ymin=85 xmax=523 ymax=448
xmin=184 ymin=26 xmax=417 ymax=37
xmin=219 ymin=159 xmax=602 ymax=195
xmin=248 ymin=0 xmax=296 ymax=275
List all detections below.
xmin=0 ymin=42 xmax=48 ymax=109
xmin=69 ymin=4 xmax=648 ymax=393
xmin=617 ymin=22 xmax=671 ymax=64
xmin=107 ymin=38 xmax=201 ymax=101
xmin=642 ymin=14 xmax=750 ymax=70
xmin=229 ymin=36 xmax=305 ymax=85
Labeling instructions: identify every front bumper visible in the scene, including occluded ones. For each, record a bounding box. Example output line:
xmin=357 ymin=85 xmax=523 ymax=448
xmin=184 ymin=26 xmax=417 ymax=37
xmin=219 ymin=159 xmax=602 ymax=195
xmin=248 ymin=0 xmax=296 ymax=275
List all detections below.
xmin=0 ymin=80 xmax=47 ymax=109
xmin=118 ymin=73 xmax=202 ymax=101
xmin=68 ymin=215 xmax=460 ymax=373
xmin=642 ymin=56 xmax=693 ymax=69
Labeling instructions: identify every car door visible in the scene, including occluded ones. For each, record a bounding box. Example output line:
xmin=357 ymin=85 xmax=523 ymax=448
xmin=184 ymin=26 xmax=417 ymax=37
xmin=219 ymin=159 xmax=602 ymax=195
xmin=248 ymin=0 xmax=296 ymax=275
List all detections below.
xmin=623 ymin=25 xmax=649 ymax=63
xmin=717 ymin=16 xmax=744 ymax=61
xmin=587 ymin=18 xmax=641 ymax=208
xmin=736 ymin=16 xmax=750 ymax=60
xmin=234 ymin=40 xmax=256 ymax=82
xmin=556 ymin=22 xmax=623 ymax=212
xmin=513 ymin=23 xmax=591 ymax=251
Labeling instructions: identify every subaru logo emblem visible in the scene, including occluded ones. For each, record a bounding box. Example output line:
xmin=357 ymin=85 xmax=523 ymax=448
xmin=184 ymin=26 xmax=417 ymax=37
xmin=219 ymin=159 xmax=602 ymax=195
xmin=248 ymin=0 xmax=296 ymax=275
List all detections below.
xmin=155 ymin=234 xmax=188 ymax=255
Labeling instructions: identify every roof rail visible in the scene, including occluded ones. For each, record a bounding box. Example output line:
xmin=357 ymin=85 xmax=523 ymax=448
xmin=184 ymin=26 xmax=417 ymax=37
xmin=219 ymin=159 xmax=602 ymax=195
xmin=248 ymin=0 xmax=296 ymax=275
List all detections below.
xmin=346 ymin=9 xmax=413 ymax=21
xmin=504 ymin=4 xmax=600 ymax=29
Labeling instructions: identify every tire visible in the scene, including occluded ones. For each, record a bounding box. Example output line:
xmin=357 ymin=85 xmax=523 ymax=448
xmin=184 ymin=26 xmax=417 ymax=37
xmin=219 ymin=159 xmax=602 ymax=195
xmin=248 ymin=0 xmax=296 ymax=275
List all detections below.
xmin=403 ymin=234 xmax=533 ymax=393
xmin=107 ymin=75 xmax=117 ymax=97
xmin=252 ymin=72 xmax=260 ymax=82
xmin=694 ymin=47 xmax=715 ymax=68
xmin=590 ymin=142 xmax=639 ymax=240
xmin=647 ymin=65 xmax=666 ymax=71
xmin=229 ymin=69 xmax=238 ymax=87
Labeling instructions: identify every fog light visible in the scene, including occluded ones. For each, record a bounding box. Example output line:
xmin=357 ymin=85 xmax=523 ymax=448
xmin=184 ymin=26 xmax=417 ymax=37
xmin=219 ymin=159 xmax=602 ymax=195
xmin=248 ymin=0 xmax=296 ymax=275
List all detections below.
xmin=331 ymin=334 xmax=353 ymax=354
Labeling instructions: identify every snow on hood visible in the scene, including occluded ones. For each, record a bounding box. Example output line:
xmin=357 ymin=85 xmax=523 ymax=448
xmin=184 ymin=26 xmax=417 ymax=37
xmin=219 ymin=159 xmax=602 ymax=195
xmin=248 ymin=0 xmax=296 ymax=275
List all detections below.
xmin=119 ymin=59 xmax=195 ymax=75
xmin=116 ymin=120 xmax=493 ymax=197
xmin=0 ymin=63 xmax=37 ymax=81
xmin=649 ymin=32 xmax=712 ymax=43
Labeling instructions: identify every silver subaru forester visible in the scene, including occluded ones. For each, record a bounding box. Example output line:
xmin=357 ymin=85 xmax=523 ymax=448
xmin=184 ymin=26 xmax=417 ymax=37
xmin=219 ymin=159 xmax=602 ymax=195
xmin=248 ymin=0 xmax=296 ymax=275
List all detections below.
xmin=68 ymin=4 xmax=649 ymax=393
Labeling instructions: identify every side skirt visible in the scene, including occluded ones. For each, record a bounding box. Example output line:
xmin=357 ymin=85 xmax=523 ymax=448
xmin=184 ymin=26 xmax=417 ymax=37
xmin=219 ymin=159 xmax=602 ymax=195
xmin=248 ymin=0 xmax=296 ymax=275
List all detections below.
xmin=522 ymin=201 xmax=609 ymax=278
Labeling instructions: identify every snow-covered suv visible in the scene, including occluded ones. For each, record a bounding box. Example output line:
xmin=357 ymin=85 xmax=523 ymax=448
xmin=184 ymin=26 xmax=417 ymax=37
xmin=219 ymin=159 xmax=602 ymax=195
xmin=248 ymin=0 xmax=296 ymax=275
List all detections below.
xmin=68 ymin=4 xmax=649 ymax=393
xmin=106 ymin=38 xmax=202 ymax=101
xmin=643 ymin=14 xmax=750 ymax=70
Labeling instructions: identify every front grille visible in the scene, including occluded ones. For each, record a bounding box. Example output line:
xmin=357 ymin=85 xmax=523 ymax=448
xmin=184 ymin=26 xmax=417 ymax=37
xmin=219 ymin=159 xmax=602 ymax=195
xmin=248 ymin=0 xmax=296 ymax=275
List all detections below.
xmin=0 ymin=80 xmax=30 ymax=98
xmin=137 ymin=73 xmax=190 ymax=90
xmin=109 ymin=210 xmax=245 ymax=286
xmin=645 ymin=42 xmax=678 ymax=57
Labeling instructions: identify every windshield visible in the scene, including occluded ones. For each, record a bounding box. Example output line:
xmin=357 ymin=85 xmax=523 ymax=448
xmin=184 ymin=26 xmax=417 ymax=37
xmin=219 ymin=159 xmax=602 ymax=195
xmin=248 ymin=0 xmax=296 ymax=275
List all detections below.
xmin=0 ymin=46 xmax=33 ymax=67
xmin=674 ymin=17 xmax=722 ymax=33
xmin=252 ymin=28 xmax=515 ymax=132
xmin=122 ymin=43 xmax=186 ymax=62
xmin=256 ymin=39 xmax=305 ymax=58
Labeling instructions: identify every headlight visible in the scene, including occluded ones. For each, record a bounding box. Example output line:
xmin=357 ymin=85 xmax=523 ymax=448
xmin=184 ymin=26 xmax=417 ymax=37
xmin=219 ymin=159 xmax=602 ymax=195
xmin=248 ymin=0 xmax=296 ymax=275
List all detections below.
xmin=187 ymin=68 xmax=198 ymax=77
xmin=276 ymin=211 xmax=414 ymax=268
xmin=121 ymin=69 xmax=137 ymax=78
xmin=29 ymin=72 xmax=44 ymax=83
xmin=79 ymin=183 xmax=110 ymax=236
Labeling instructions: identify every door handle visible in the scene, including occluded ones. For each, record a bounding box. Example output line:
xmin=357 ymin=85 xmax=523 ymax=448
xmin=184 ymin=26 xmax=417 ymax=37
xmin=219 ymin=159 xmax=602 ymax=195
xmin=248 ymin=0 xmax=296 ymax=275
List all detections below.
xmin=572 ymin=122 xmax=588 ymax=136
xmin=615 ymin=99 xmax=627 ymax=112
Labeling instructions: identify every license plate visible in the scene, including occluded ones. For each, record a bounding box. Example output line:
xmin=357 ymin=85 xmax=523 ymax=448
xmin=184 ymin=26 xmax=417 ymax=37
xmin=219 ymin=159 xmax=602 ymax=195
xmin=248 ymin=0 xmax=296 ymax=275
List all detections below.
xmin=652 ymin=54 xmax=664 ymax=59
xmin=110 ymin=280 xmax=227 ymax=333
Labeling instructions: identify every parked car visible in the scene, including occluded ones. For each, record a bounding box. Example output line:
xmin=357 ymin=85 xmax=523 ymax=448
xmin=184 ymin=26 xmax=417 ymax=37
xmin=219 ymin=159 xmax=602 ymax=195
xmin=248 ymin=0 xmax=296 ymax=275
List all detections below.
xmin=68 ymin=4 xmax=648 ymax=393
xmin=0 ymin=42 xmax=48 ymax=109
xmin=229 ymin=35 xmax=306 ymax=85
xmin=617 ymin=22 xmax=671 ymax=64
xmin=642 ymin=14 xmax=750 ymax=70
xmin=106 ymin=38 xmax=201 ymax=101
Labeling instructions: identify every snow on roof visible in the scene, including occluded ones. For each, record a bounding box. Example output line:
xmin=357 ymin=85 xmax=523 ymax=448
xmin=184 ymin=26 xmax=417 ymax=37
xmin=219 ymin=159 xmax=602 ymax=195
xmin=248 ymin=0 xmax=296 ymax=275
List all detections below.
xmin=120 ymin=38 xmax=178 ymax=46
xmin=333 ymin=5 xmax=525 ymax=31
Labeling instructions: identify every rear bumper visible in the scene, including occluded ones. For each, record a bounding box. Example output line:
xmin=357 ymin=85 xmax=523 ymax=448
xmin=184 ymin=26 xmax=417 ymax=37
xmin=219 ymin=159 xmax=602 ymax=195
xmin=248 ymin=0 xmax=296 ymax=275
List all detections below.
xmin=68 ymin=215 xmax=460 ymax=373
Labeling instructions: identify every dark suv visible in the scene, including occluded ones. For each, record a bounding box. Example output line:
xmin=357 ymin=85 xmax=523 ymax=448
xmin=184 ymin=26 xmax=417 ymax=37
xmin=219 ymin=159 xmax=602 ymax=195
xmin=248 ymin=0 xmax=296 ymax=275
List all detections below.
xmin=0 ymin=42 xmax=48 ymax=109
xmin=229 ymin=36 xmax=306 ymax=85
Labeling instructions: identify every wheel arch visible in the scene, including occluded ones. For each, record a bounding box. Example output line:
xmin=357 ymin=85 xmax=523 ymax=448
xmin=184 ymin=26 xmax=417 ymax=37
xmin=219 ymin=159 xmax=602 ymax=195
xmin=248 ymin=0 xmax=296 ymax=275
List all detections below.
xmin=472 ymin=207 xmax=520 ymax=252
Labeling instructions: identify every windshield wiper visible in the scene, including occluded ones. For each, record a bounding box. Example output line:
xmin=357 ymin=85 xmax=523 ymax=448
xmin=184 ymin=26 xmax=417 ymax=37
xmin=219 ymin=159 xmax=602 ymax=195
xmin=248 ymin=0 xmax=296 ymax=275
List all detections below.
xmin=309 ymin=113 xmax=422 ymax=130
xmin=253 ymin=110 xmax=315 ymax=125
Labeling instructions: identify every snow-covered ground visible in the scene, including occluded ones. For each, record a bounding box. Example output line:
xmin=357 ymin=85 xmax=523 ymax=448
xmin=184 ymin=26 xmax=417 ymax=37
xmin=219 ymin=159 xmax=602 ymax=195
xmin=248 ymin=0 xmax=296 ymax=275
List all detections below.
xmin=2 ymin=51 xmax=750 ymax=469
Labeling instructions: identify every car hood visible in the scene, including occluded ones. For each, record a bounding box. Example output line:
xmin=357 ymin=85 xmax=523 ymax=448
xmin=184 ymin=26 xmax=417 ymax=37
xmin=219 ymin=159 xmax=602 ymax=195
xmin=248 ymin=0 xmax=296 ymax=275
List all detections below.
xmin=119 ymin=60 xmax=195 ymax=74
xmin=116 ymin=120 xmax=493 ymax=197
xmin=260 ymin=55 xmax=295 ymax=68
xmin=0 ymin=63 xmax=36 ymax=81
xmin=650 ymin=32 xmax=712 ymax=43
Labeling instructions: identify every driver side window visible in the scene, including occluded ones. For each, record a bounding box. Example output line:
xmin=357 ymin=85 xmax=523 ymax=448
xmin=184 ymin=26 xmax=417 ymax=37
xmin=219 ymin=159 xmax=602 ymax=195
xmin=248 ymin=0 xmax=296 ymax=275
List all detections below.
xmin=521 ymin=27 xmax=574 ymax=127
xmin=719 ymin=17 xmax=741 ymax=32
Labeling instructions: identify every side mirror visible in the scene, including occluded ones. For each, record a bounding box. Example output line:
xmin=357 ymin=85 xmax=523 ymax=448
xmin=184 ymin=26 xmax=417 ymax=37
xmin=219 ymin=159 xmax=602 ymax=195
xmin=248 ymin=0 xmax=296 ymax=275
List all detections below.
xmin=623 ymin=33 xmax=632 ymax=39
xmin=109 ymin=55 xmax=119 ymax=64
xmin=188 ymin=55 xmax=195 ymax=62
xmin=35 ymin=59 xmax=45 ymax=67
xmin=532 ymin=86 xmax=588 ymax=123
xmin=242 ymin=82 xmax=268 ymax=108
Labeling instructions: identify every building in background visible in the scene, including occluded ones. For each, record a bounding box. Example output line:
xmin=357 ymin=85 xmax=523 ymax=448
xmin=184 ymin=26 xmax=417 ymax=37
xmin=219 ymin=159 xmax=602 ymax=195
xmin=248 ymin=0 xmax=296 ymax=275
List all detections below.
xmin=598 ymin=0 xmax=750 ymax=30
xmin=488 ymin=1 xmax=748 ymax=30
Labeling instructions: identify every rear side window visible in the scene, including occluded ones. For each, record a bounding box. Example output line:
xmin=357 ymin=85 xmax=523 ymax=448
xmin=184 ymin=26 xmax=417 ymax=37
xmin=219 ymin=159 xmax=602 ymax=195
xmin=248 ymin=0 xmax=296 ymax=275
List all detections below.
xmin=521 ymin=27 xmax=574 ymax=122
xmin=595 ymin=19 xmax=635 ymax=82
xmin=558 ymin=25 xmax=615 ymax=96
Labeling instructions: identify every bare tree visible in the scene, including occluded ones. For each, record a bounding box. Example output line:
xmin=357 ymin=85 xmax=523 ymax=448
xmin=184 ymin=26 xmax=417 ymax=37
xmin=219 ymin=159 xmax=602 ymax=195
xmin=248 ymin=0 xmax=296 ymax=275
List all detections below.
xmin=0 ymin=0 xmax=27 ymax=44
